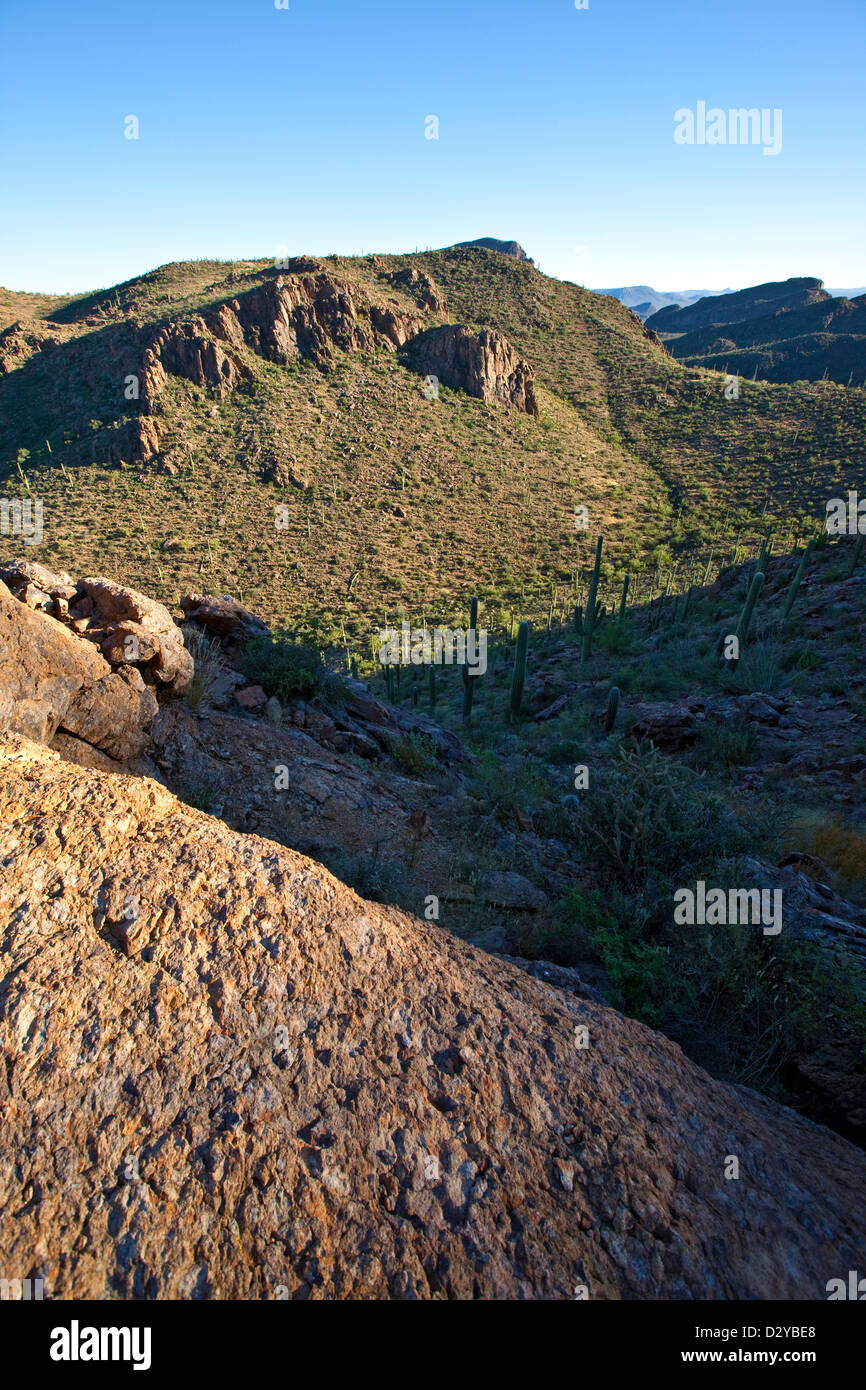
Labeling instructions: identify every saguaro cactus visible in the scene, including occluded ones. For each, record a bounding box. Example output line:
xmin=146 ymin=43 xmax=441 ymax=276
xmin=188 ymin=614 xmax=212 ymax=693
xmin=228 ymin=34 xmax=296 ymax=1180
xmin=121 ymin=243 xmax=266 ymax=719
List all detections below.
xmin=462 ymin=595 xmax=479 ymax=725
xmin=510 ymin=621 xmax=529 ymax=720
xmin=757 ymin=532 xmax=773 ymax=576
xmin=736 ymin=570 xmax=765 ymax=644
xmin=618 ymin=573 xmax=630 ymax=623
xmin=781 ymin=538 xmax=815 ymax=621
xmin=604 ymin=685 xmax=620 ymax=733
xmin=581 ymin=537 xmax=603 ymax=661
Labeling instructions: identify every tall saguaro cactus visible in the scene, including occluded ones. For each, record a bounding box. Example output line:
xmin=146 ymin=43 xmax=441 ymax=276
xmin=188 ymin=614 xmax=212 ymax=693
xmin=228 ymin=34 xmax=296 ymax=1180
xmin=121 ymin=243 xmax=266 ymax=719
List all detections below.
xmin=737 ymin=570 xmax=765 ymax=645
xmin=581 ymin=537 xmax=603 ymax=661
xmin=510 ymin=621 xmax=529 ymax=720
xmin=462 ymin=595 xmax=479 ymax=725
xmin=618 ymin=573 xmax=630 ymax=623
xmin=781 ymin=538 xmax=815 ymax=622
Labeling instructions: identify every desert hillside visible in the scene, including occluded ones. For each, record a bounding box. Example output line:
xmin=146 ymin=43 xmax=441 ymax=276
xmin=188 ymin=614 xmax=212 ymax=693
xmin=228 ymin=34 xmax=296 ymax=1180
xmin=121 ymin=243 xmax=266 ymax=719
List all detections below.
xmin=2 ymin=248 xmax=864 ymax=648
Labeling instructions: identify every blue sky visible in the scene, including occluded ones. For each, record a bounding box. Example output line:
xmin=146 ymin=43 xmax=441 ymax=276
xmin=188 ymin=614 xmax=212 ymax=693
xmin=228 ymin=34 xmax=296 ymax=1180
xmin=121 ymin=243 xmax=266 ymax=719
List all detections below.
xmin=2 ymin=0 xmax=863 ymax=294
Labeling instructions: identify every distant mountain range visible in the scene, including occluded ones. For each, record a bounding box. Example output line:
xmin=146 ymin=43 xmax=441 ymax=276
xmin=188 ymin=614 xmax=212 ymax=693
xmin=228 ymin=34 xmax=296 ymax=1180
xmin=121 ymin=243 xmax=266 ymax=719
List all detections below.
xmin=642 ymin=277 xmax=866 ymax=386
xmin=599 ymin=283 xmax=866 ymax=322
xmin=595 ymin=286 xmax=732 ymax=320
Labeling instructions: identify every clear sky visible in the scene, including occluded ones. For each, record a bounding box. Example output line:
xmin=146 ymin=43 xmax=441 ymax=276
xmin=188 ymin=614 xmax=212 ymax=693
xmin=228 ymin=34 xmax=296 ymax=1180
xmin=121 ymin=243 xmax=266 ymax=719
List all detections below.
xmin=2 ymin=0 xmax=863 ymax=294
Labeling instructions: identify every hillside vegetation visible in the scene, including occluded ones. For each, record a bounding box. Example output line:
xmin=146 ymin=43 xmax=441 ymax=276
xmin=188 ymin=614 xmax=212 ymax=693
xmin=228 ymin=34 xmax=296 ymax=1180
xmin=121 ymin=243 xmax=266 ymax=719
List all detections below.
xmin=1 ymin=248 xmax=864 ymax=651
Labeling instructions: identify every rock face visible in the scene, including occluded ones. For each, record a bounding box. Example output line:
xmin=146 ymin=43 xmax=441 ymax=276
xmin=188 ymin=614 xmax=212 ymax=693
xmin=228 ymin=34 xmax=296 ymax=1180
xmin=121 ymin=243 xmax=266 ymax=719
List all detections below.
xmin=179 ymin=593 xmax=272 ymax=644
xmin=141 ymin=320 xmax=251 ymax=410
xmin=409 ymin=324 xmax=539 ymax=415
xmin=0 ymin=318 xmax=68 ymax=375
xmin=76 ymin=576 xmax=193 ymax=694
xmin=0 ymin=578 xmax=111 ymax=744
xmin=450 ymin=238 xmax=534 ymax=263
xmin=384 ymin=266 xmax=446 ymax=316
xmin=0 ymin=561 xmax=192 ymax=763
xmin=1 ymin=732 xmax=865 ymax=1300
xmin=131 ymin=265 xmax=532 ymax=461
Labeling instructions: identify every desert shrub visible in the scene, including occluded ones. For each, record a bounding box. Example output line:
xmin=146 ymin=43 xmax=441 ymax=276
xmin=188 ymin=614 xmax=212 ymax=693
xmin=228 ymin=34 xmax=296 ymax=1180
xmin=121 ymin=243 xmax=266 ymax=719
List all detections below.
xmin=781 ymin=813 xmax=866 ymax=905
xmin=585 ymin=914 xmax=678 ymax=1027
xmin=392 ymin=731 xmax=438 ymax=778
xmin=546 ymin=737 xmax=586 ymax=766
xmin=239 ymin=633 xmax=323 ymax=699
xmin=731 ymin=638 xmax=784 ymax=694
xmin=598 ymin=622 xmax=636 ymax=656
xmin=182 ymin=625 xmax=225 ymax=712
xmin=320 ymin=849 xmax=413 ymax=909
xmin=572 ymin=741 xmax=744 ymax=884
xmin=547 ymin=868 xmax=866 ymax=1088
xmin=472 ymin=750 xmax=551 ymax=824
xmin=673 ymin=917 xmax=866 ymax=1085
xmin=521 ymin=886 xmax=616 ymax=966
xmin=690 ymin=720 xmax=758 ymax=770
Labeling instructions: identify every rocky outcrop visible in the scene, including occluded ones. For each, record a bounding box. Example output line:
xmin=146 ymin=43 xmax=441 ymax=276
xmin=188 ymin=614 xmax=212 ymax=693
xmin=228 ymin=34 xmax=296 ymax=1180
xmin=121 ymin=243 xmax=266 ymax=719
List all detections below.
xmin=140 ymin=319 xmax=251 ymax=411
xmin=0 ymin=561 xmax=193 ymax=762
xmin=179 ymin=593 xmax=271 ymax=644
xmin=0 ymin=581 xmax=156 ymax=760
xmin=384 ymin=266 xmax=446 ymax=316
xmin=450 ymin=238 xmax=534 ymax=263
xmin=0 ymin=318 xmax=68 ymax=376
xmin=1 ymin=731 xmax=865 ymax=1300
xmin=217 ymin=275 xmax=377 ymax=368
xmin=369 ymin=304 xmax=424 ymax=349
xmin=408 ymin=324 xmax=539 ymax=415
xmin=76 ymin=576 xmax=193 ymax=693
xmin=132 ymin=267 xmax=533 ymax=463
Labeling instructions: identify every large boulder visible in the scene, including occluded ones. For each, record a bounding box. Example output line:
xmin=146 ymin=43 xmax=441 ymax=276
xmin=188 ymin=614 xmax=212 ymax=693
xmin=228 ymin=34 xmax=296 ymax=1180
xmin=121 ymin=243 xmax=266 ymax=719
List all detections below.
xmin=179 ymin=593 xmax=271 ymax=643
xmin=59 ymin=665 xmax=158 ymax=762
xmin=77 ymin=577 xmax=193 ymax=694
xmin=1 ymin=732 xmax=865 ymax=1300
xmin=0 ymin=577 xmax=163 ymax=761
xmin=0 ymin=579 xmax=110 ymax=743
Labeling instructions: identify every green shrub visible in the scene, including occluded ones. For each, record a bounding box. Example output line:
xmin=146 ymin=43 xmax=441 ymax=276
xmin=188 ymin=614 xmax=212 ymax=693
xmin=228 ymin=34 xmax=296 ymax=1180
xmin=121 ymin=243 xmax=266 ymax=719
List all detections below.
xmin=574 ymin=742 xmax=744 ymax=884
xmin=522 ymin=886 xmax=616 ymax=966
xmin=690 ymin=720 xmax=758 ymax=770
xmin=546 ymin=737 xmax=586 ymax=766
xmin=392 ymin=731 xmax=438 ymax=778
xmin=473 ymin=750 xmax=550 ymax=823
xmin=238 ymin=633 xmax=323 ymax=699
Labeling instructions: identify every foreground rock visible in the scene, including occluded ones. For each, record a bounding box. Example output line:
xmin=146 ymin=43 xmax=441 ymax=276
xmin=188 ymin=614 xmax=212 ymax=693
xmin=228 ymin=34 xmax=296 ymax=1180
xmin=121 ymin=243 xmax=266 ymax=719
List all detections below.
xmin=1 ymin=560 xmax=193 ymax=697
xmin=0 ymin=580 xmax=157 ymax=760
xmin=179 ymin=593 xmax=271 ymax=643
xmin=1 ymin=732 xmax=864 ymax=1300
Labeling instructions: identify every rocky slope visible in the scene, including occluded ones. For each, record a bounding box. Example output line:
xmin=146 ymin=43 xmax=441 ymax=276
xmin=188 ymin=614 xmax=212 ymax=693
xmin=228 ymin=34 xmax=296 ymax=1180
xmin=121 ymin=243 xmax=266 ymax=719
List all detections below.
xmin=2 ymin=730 xmax=866 ymax=1300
